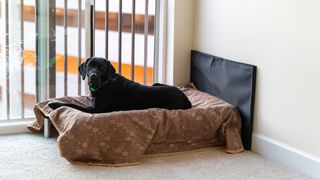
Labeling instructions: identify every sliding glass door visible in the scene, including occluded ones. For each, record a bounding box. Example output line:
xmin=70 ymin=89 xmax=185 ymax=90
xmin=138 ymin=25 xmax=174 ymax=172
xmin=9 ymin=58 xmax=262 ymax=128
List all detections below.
xmin=0 ymin=0 xmax=159 ymax=122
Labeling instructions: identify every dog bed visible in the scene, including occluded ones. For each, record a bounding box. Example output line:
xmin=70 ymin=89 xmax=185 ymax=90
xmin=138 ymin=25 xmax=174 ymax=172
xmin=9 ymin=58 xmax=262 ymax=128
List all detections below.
xmin=28 ymin=85 xmax=244 ymax=166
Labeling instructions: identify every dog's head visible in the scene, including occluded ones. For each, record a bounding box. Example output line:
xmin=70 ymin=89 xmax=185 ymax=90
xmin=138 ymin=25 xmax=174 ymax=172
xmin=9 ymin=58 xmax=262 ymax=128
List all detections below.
xmin=78 ymin=57 xmax=116 ymax=92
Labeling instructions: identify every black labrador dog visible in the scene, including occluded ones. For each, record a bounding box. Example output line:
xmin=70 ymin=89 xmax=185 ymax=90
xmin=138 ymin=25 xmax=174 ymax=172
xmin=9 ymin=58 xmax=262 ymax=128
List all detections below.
xmin=49 ymin=57 xmax=192 ymax=113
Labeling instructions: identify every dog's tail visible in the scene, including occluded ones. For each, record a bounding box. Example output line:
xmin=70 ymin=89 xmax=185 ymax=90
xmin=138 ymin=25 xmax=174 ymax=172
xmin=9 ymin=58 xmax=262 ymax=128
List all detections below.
xmin=186 ymin=98 xmax=192 ymax=109
xmin=182 ymin=96 xmax=192 ymax=109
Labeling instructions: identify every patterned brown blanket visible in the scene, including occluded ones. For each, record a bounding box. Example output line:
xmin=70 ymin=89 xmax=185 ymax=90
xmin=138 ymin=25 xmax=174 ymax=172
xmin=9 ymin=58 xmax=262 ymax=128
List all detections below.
xmin=28 ymin=86 xmax=244 ymax=166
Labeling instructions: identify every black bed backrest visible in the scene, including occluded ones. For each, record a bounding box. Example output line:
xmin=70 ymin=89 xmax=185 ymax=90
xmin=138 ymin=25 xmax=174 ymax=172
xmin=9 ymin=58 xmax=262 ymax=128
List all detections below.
xmin=190 ymin=50 xmax=257 ymax=150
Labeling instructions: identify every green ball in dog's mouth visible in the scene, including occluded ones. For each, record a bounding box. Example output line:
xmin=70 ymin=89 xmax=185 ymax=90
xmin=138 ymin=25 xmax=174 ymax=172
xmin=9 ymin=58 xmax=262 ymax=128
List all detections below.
xmin=89 ymin=83 xmax=98 ymax=92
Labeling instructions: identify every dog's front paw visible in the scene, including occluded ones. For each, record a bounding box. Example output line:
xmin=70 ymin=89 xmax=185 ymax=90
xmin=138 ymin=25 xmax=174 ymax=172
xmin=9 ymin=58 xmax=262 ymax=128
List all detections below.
xmin=48 ymin=102 xmax=63 ymax=110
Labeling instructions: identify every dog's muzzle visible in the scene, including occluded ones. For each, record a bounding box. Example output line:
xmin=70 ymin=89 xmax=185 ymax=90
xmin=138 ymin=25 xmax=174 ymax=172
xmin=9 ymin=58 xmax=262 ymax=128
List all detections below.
xmin=89 ymin=73 xmax=99 ymax=92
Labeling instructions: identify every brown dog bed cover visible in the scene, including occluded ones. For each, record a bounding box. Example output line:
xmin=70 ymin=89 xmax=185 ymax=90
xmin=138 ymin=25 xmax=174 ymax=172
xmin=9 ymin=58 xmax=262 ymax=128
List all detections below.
xmin=28 ymin=86 xmax=244 ymax=166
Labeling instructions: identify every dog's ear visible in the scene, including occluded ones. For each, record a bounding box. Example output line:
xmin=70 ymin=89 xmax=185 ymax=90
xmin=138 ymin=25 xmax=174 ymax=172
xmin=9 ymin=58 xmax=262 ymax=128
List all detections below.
xmin=105 ymin=60 xmax=116 ymax=79
xmin=78 ymin=58 xmax=89 ymax=80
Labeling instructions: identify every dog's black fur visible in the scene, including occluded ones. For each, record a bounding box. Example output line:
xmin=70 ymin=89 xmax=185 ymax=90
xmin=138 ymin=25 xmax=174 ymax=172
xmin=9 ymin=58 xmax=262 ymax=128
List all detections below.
xmin=49 ymin=57 xmax=192 ymax=113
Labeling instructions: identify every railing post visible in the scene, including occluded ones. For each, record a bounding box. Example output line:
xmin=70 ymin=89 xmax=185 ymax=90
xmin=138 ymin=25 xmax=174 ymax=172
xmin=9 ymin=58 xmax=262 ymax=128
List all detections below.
xmin=85 ymin=0 xmax=91 ymax=58
xmin=118 ymin=0 xmax=123 ymax=74
xmin=105 ymin=0 xmax=109 ymax=60
xmin=153 ymin=0 xmax=160 ymax=83
xmin=143 ymin=0 xmax=149 ymax=85
xmin=49 ymin=0 xmax=56 ymax=99
xmin=78 ymin=0 xmax=82 ymax=96
xmin=85 ymin=0 xmax=94 ymax=58
xmin=84 ymin=0 xmax=94 ymax=95
xmin=131 ymin=0 xmax=136 ymax=81
xmin=20 ymin=0 xmax=25 ymax=119
xmin=64 ymin=0 xmax=68 ymax=96
xmin=5 ymin=0 xmax=10 ymax=120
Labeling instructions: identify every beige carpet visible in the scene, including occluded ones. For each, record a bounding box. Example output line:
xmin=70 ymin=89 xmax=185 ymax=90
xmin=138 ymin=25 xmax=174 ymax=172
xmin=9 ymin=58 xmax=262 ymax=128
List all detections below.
xmin=0 ymin=133 xmax=312 ymax=180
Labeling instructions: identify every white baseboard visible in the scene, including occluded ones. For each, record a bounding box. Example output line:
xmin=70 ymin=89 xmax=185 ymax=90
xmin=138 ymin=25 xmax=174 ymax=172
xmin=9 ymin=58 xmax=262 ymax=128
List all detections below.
xmin=0 ymin=121 xmax=33 ymax=135
xmin=252 ymin=133 xmax=320 ymax=179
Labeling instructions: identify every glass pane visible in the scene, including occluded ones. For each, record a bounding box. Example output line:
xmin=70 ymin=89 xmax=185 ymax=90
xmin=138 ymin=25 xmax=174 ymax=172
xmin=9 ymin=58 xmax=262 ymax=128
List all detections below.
xmin=0 ymin=0 xmax=36 ymax=120
xmin=0 ymin=0 xmax=158 ymax=121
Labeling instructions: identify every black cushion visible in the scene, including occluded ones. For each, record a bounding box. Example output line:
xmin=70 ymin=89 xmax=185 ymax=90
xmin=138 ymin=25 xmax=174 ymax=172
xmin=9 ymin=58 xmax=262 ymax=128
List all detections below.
xmin=191 ymin=50 xmax=257 ymax=150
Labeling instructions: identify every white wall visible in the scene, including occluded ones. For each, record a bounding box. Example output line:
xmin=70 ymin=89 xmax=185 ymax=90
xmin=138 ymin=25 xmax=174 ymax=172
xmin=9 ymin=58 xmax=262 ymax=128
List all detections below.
xmin=193 ymin=0 xmax=320 ymax=158
xmin=166 ymin=0 xmax=195 ymax=85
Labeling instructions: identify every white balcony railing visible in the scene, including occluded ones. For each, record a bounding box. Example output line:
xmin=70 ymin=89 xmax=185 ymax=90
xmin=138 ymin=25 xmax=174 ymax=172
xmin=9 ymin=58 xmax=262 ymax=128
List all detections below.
xmin=0 ymin=0 xmax=159 ymax=121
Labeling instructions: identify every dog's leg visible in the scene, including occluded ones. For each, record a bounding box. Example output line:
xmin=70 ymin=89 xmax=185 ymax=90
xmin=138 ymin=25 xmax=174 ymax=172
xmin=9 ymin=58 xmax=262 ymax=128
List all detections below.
xmin=48 ymin=102 xmax=94 ymax=113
